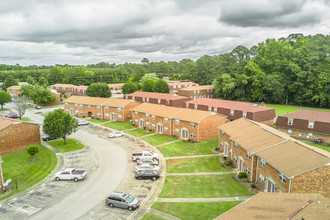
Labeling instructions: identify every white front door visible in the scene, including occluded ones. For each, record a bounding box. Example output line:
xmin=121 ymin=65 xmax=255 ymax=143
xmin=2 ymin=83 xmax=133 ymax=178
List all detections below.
xmin=157 ymin=125 xmax=163 ymax=133
xmin=181 ymin=130 xmax=189 ymax=139
xmin=139 ymin=120 xmax=145 ymax=128
xmin=266 ymin=179 xmax=276 ymax=192
xmin=70 ymin=108 xmax=74 ymax=115
xmin=224 ymin=142 xmax=229 ymax=156
xmin=111 ymin=113 xmax=117 ymax=121
xmin=238 ymin=158 xmax=244 ymax=172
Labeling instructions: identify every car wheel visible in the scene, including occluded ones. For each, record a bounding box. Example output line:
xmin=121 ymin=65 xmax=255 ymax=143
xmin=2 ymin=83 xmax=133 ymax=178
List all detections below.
xmin=136 ymin=159 xmax=141 ymax=163
xmin=109 ymin=203 xmax=114 ymax=208
xmin=128 ymin=206 xmax=133 ymax=211
xmin=152 ymin=177 xmax=156 ymax=181
xmin=74 ymin=177 xmax=78 ymax=182
xmin=55 ymin=177 xmax=60 ymax=181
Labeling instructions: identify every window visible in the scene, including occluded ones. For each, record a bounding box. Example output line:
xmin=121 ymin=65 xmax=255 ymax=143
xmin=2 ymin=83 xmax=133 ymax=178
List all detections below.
xmin=132 ymin=97 xmax=135 ymax=100
xmin=135 ymin=111 xmax=138 ymax=115
xmin=245 ymin=166 xmax=250 ymax=174
xmin=152 ymin=115 xmax=156 ymax=120
xmin=146 ymin=122 xmax=150 ymax=126
xmin=259 ymin=174 xmax=264 ymax=183
xmin=186 ymin=103 xmax=189 ymax=108
xmin=233 ymin=155 xmax=237 ymax=162
xmin=246 ymin=152 xmax=251 ymax=159
xmin=80 ymin=111 xmax=83 ymax=115
xmin=308 ymin=121 xmax=314 ymax=129
xmin=194 ymin=90 xmax=196 ymax=94
xmin=65 ymin=102 xmax=68 ymax=106
xmin=164 ymin=118 xmax=169 ymax=122
xmin=125 ymin=96 xmax=128 ymax=99
xmin=146 ymin=98 xmax=149 ymax=102
xmin=105 ymin=114 xmax=109 ymax=118
xmin=173 ymin=86 xmax=176 ymax=89
xmin=145 ymin=113 xmax=149 ymax=118
xmin=242 ymin=112 xmax=247 ymax=118
xmin=278 ymin=189 xmax=282 ymax=193
xmin=175 ymin=119 xmax=180 ymax=124
xmin=230 ymin=110 xmax=234 ymax=116
xmin=166 ymin=100 xmax=169 ymax=105
xmin=194 ymin=105 xmax=197 ymax=109
xmin=79 ymin=104 xmax=83 ymax=108
xmin=135 ymin=119 xmax=138 ymax=123
xmin=208 ymin=107 xmax=212 ymax=111
xmin=118 ymin=115 xmax=122 ymax=119
xmin=190 ymin=132 xmax=196 ymax=137
xmin=75 ymin=103 xmax=78 ymax=107
xmin=288 ymin=118 xmax=293 ymax=125
xmin=190 ymin=122 xmax=196 ymax=127
xmin=88 ymin=105 xmax=91 ymax=109
xmin=175 ymin=128 xmax=179 ymax=134
xmin=234 ymin=142 xmax=238 ymax=149
xmin=97 ymin=106 xmax=100 ymax=110
xmin=97 ymin=113 xmax=101 ymax=117
xmin=279 ymin=173 xmax=287 ymax=184
xmin=105 ymin=106 xmax=109 ymax=110
xmin=221 ymin=130 xmax=224 ymax=136
xmin=260 ymin=158 xmax=266 ymax=168
xmin=288 ymin=129 xmax=292 ymax=135
xmin=307 ymin=133 xmax=313 ymax=138
xmin=197 ymin=90 xmax=199 ymax=93
xmin=142 ymin=98 xmax=145 ymax=102
xmin=221 ymin=141 xmax=224 ymax=147
xmin=164 ymin=127 xmax=169 ymax=132
xmin=66 ymin=109 xmax=68 ymax=112
xmin=117 ymin=107 xmax=121 ymax=112
xmin=75 ymin=110 xmax=78 ymax=114
xmin=214 ymin=108 xmax=217 ymax=113
xmin=158 ymin=99 xmax=161 ymax=104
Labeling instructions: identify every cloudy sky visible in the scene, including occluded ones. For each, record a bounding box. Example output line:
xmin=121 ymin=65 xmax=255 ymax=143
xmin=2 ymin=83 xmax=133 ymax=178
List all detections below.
xmin=0 ymin=0 xmax=329 ymax=66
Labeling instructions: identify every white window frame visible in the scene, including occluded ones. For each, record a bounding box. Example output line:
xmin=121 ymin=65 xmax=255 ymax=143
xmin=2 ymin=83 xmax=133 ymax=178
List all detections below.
xmin=117 ymin=107 xmax=122 ymax=112
xmin=105 ymin=106 xmax=109 ymax=110
xmin=166 ymin=100 xmax=169 ymax=105
xmin=288 ymin=129 xmax=292 ymax=135
xmin=118 ymin=115 xmax=122 ymax=119
xmin=246 ymin=152 xmax=251 ymax=159
xmin=230 ymin=110 xmax=234 ymax=116
xmin=97 ymin=106 xmax=100 ymax=110
xmin=135 ymin=111 xmax=138 ymax=115
xmin=190 ymin=122 xmax=196 ymax=127
xmin=146 ymin=98 xmax=149 ymax=102
xmin=75 ymin=103 xmax=78 ymax=107
xmin=158 ymin=99 xmax=161 ymax=104
xmin=175 ymin=128 xmax=180 ymax=134
xmin=242 ymin=112 xmax=247 ymax=118
xmin=79 ymin=104 xmax=83 ymax=108
xmin=65 ymin=102 xmax=68 ymax=106
xmin=194 ymin=105 xmax=197 ymax=109
xmin=164 ymin=118 xmax=169 ymax=122
xmin=234 ymin=142 xmax=238 ymax=149
xmin=175 ymin=119 xmax=180 ymax=124
xmin=190 ymin=132 xmax=195 ymax=137
xmin=97 ymin=113 xmax=101 ymax=117
xmin=142 ymin=98 xmax=145 ymax=102
xmin=146 ymin=122 xmax=150 ymax=126
xmin=214 ymin=107 xmax=217 ymax=113
xmin=105 ymin=113 xmax=109 ymax=118
xmin=152 ymin=115 xmax=156 ymax=120
xmin=152 ymin=124 xmax=156 ymax=128
xmin=164 ymin=127 xmax=169 ymax=132
xmin=279 ymin=172 xmax=287 ymax=184
xmin=260 ymin=158 xmax=266 ymax=168
xmin=208 ymin=107 xmax=212 ymax=111
xmin=135 ymin=119 xmax=138 ymax=123
xmin=288 ymin=118 xmax=293 ymax=125
xmin=259 ymin=174 xmax=264 ymax=183
xmin=145 ymin=113 xmax=149 ymax=118
xmin=307 ymin=133 xmax=313 ymax=138
xmin=186 ymin=103 xmax=189 ymax=108
xmin=308 ymin=121 xmax=314 ymax=129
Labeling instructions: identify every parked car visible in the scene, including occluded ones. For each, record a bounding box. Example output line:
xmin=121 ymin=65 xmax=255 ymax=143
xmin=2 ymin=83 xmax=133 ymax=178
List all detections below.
xmin=135 ymin=170 xmax=160 ymax=181
xmin=105 ymin=192 xmax=140 ymax=211
xmin=78 ymin=120 xmax=89 ymax=126
xmin=54 ymin=168 xmax=87 ymax=182
xmin=5 ymin=112 xmax=19 ymax=119
xmin=136 ymin=158 xmax=159 ymax=165
xmin=41 ymin=135 xmax=58 ymax=141
xmin=60 ymin=106 xmax=65 ymax=111
xmin=135 ymin=163 xmax=160 ymax=173
xmin=132 ymin=151 xmax=159 ymax=162
xmin=109 ymin=131 xmax=125 ymax=138
xmin=35 ymin=105 xmax=42 ymax=109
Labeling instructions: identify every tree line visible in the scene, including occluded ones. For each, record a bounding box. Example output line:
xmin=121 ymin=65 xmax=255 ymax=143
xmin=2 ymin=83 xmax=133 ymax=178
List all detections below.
xmin=0 ymin=34 xmax=329 ymax=107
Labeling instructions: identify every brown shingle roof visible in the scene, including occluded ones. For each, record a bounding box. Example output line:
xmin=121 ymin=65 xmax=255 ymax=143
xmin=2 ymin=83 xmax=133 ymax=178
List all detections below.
xmin=216 ymin=193 xmax=330 ymax=220
xmin=280 ymin=109 xmax=330 ymax=123
xmin=108 ymin=83 xmax=124 ymax=87
xmin=178 ymin=85 xmax=213 ymax=91
xmin=172 ymin=108 xmax=218 ymax=123
xmin=7 ymin=85 xmax=21 ymax=90
xmin=51 ymin=84 xmax=74 ymax=88
xmin=126 ymin=91 xmax=189 ymax=100
xmin=72 ymin=85 xmax=88 ymax=90
xmin=0 ymin=117 xmax=16 ymax=131
xmin=131 ymin=103 xmax=183 ymax=118
xmin=168 ymin=81 xmax=198 ymax=86
xmin=257 ymin=140 xmax=330 ymax=177
xmin=186 ymin=98 xmax=274 ymax=113
xmin=103 ymin=99 xmax=135 ymax=108
xmin=64 ymin=96 xmax=109 ymax=106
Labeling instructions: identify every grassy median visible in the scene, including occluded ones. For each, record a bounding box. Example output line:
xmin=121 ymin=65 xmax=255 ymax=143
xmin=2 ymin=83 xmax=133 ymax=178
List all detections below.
xmin=102 ymin=121 xmax=133 ymax=130
xmin=48 ymin=139 xmax=85 ymax=153
xmin=141 ymin=134 xmax=177 ymax=146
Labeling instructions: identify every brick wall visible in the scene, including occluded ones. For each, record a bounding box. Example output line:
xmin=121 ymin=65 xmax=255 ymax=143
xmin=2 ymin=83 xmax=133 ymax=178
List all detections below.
xmin=177 ymin=89 xmax=214 ymax=99
xmin=199 ymin=114 xmax=226 ymax=142
xmin=65 ymin=103 xmax=103 ymax=119
xmin=0 ymin=123 xmax=41 ymax=155
xmin=277 ymin=127 xmax=330 ymax=145
xmin=259 ymin=119 xmax=274 ymax=127
xmin=132 ymin=112 xmax=173 ymax=136
xmin=7 ymin=89 xmax=21 ymax=98
xmin=290 ymin=165 xmax=330 ymax=198
xmin=123 ymin=102 xmax=140 ymax=121
xmin=172 ymin=120 xmax=199 ymax=142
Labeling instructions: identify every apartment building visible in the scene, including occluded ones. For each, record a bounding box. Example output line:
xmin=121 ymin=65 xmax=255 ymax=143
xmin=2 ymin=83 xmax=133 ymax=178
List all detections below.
xmin=6 ymin=85 xmax=21 ymax=98
xmin=168 ymin=81 xmax=199 ymax=94
xmin=177 ymin=85 xmax=214 ymax=99
xmin=50 ymin=84 xmax=74 ymax=95
xmin=72 ymin=85 xmax=88 ymax=96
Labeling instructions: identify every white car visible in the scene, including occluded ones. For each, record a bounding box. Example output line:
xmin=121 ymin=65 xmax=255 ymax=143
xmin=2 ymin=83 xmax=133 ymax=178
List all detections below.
xmin=135 ymin=163 xmax=160 ymax=173
xmin=78 ymin=120 xmax=90 ymax=126
xmin=54 ymin=168 xmax=87 ymax=182
xmin=109 ymin=131 xmax=125 ymax=138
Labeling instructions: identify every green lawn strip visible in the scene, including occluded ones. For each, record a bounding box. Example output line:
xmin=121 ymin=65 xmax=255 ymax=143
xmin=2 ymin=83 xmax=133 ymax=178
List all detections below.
xmin=86 ymin=118 xmax=108 ymax=124
xmin=158 ymin=137 xmax=218 ymax=157
xmin=304 ymin=142 xmax=330 ymax=152
xmin=0 ymin=145 xmax=57 ymax=200
xmin=265 ymin=104 xmax=330 ymax=116
xmin=47 ymin=139 xmax=85 ymax=153
xmin=159 ymin=174 xmax=254 ymax=198
xmin=152 ymin=201 xmax=242 ymax=220
xmin=126 ymin=128 xmax=151 ymax=137
xmin=20 ymin=118 xmax=31 ymax=122
xmin=167 ymin=157 xmax=230 ymax=173
xmin=0 ymin=114 xmax=3 ymax=117
xmin=141 ymin=134 xmax=177 ymax=146
xmin=141 ymin=213 xmax=166 ymax=220
xmin=102 ymin=121 xmax=133 ymax=130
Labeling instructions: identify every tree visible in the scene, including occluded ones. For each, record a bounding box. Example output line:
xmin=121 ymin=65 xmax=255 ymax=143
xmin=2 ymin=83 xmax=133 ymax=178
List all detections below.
xmin=140 ymin=73 xmax=159 ymax=83
xmin=35 ymin=88 xmax=57 ymax=104
xmin=0 ymin=91 xmax=11 ymax=110
xmin=43 ymin=109 xmax=78 ymax=145
xmin=152 ymin=79 xmax=170 ymax=93
xmin=2 ymin=75 xmax=18 ymax=91
xmin=10 ymin=97 xmax=28 ymax=120
xmin=27 ymin=145 xmax=39 ymax=161
xmin=141 ymin=79 xmax=156 ymax=92
xmin=38 ymin=76 xmax=49 ymax=88
xmin=26 ymin=75 xmax=34 ymax=85
xmin=122 ymin=82 xmax=139 ymax=95
xmin=141 ymin=58 xmax=149 ymax=65
xmin=86 ymin=83 xmax=111 ymax=98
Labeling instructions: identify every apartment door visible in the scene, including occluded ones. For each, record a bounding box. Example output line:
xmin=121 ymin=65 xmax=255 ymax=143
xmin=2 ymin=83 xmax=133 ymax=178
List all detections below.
xmin=139 ymin=119 xmax=145 ymax=128
xmin=238 ymin=158 xmax=244 ymax=172
xmin=181 ymin=130 xmax=189 ymax=139
xmin=266 ymin=179 xmax=276 ymax=192
xmin=111 ymin=113 xmax=117 ymax=121
xmin=224 ymin=142 xmax=229 ymax=156
xmin=70 ymin=108 xmax=74 ymax=115
xmin=88 ymin=112 xmax=92 ymax=117
xmin=157 ymin=124 xmax=163 ymax=133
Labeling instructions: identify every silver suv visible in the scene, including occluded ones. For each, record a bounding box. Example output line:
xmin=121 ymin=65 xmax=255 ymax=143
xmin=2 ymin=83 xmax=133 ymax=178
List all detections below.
xmin=105 ymin=192 xmax=140 ymax=211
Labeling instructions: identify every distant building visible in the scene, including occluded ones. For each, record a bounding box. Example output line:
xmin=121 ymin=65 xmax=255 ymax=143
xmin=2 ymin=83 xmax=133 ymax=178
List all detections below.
xmin=124 ymin=91 xmax=190 ymax=108
xmin=177 ymin=85 xmax=214 ymax=99
xmin=168 ymin=81 xmax=199 ymax=94
xmin=72 ymin=85 xmax=88 ymax=96
xmin=108 ymin=83 xmax=124 ymax=91
xmin=215 ymin=193 xmax=330 ymax=220
xmin=186 ymin=98 xmax=276 ymax=126
xmin=6 ymin=85 xmax=21 ymax=98
xmin=50 ymin=84 xmax=74 ymax=95
xmin=275 ymin=109 xmax=330 ymax=145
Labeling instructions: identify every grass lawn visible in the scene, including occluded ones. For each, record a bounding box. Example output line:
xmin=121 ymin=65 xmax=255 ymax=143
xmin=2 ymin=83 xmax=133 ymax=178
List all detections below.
xmin=102 ymin=121 xmax=133 ymax=130
xmin=141 ymin=134 xmax=177 ymax=146
xmin=159 ymin=174 xmax=254 ymax=198
xmin=47 ymin=139 xmax=85 ymax=153
xmin=20 ymin=118 xmax=31 ymax=122
xmin=86 ymin=118 xmax=108 ymax=124
xmin=152 ymin=201 xmax=242 ymax=220
xmin=158 ymin=137 xmax=218 ymax=157
xmin=126 ymin=128 xmax=151 ymax=137
xmin=265 ymin=104 xmax=330 ymax=116
xmin=0 ymin=145 xmax=57 ymax=200
xmin=0 ymin=114 xmax=3 ymax=117
xmin=167 ymin=157 xmax=230 ymax=173
xmin=141 ymin=213 xmax=165 ymax=220
xmin=304 ymin=142 xmax=330 ymax=152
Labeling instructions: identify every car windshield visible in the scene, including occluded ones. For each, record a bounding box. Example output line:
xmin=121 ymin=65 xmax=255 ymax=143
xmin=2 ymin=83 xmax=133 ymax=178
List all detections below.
xmin=126 ymin=195 xmax=134 ymax=203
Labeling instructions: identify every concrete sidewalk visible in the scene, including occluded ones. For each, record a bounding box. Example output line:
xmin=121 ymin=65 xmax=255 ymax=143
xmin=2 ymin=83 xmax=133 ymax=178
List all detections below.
xmin=157 ymin=196 xmax=253 ymax=202
xmin=166 ymin=171 xmax=234 ymax=176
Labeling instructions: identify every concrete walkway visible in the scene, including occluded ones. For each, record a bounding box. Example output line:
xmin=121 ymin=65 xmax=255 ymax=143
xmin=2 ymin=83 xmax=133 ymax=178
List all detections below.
xmin=165 ymin=154 xmax=219 ymax=160
xmin=148 ymin=208 xmax=181 ymax=220
xmin=157 ymin=196 xmax=253 ymax=202
xmin=166 ymin=171 xmax=234 ymax=176
xmin=156 ymin=139 xmax=181 ymax=147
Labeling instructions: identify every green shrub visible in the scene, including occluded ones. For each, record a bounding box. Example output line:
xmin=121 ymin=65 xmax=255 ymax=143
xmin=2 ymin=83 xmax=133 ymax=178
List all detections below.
xmin=238 ymin=172 xmax=247 ymax=178
xmin=82 ymin=116 xmax=85 ymax=118
xmin=215 ymin=147 xmax=220 ymax=151
xmin=223 ymin=156 xmax=227 ymax=160
xmin=149 ymin=129 xmax=152 ymax=132
xmin=188 ymin=139 xmax=191 ymax=142
xmin=96 ymin=118 xmax=99 ymax=120
xmin=251 ymin=183 xmax=256 ymax=188
xmin=225 ymin=159 xmax=233 ymax=166
xmin=27 ymin=145 xmax=39 ymax=161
